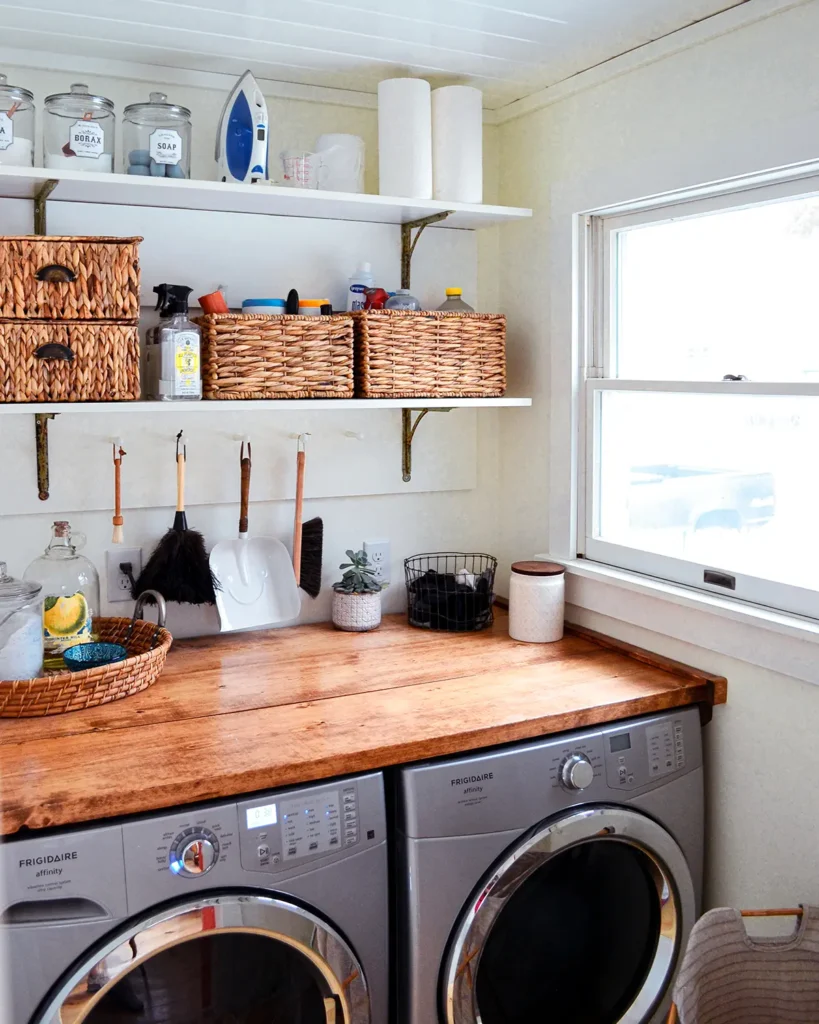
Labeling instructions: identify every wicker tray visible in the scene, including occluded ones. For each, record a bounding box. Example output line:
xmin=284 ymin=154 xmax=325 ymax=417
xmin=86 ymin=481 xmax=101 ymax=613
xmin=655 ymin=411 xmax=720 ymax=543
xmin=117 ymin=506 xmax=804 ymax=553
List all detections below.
xmin=0 ymin=236 xmax=141 ymax=321
xmin=0 ymin=615 xmax=173 ymax=718
xmin=353 ymin=309 xmax=506 ymax=398
xmin=196 ymin=312 xmax=354 ymax=400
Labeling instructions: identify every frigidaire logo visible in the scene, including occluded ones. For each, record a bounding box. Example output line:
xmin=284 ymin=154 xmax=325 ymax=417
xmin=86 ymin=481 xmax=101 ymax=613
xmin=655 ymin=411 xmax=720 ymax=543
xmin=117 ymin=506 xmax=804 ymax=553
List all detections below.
xmin=19 ymin=851 xmax=78 ymax=878
xmin=451 ymin=773 xmax=493 ymax=786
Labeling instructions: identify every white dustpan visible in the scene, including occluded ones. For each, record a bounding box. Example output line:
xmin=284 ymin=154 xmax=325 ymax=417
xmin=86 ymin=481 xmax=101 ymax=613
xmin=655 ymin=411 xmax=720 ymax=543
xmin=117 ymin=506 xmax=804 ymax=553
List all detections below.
xmin=210 ymin=443 xmax=300 ymax=631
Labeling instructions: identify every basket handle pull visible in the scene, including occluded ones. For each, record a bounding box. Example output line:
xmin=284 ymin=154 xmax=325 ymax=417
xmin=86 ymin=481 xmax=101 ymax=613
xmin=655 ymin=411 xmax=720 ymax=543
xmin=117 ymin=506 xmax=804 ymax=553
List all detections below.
xmin=126 ymin=590 xmax=167 ymax=649
xmin=35 ymin=263 xmax=76 ymax=283
xmin=34 ymin=342 xmax=73 ymax=361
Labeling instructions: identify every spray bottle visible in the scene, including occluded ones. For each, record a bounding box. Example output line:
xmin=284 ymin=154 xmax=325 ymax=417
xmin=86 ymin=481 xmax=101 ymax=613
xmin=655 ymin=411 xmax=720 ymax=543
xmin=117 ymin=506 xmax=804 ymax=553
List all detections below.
xmin=148 ymin=284 xmax=202 ymax=401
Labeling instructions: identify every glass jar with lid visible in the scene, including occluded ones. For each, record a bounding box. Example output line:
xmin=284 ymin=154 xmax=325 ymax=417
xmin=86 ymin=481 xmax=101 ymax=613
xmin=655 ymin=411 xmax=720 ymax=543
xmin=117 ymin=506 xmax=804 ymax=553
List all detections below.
xmin=0 ymin=562 xmax=43 ymax=680
xmin=0 ymin=73 xmax=34 ymax=167
xmin=123 ymin=92 xmax=191 ymax=179
xmin=44 ymin=83 xmax=115 ymax=173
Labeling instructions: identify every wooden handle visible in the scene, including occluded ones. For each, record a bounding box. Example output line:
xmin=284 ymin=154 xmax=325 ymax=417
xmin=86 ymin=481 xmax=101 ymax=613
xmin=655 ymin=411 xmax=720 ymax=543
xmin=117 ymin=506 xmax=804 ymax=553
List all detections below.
xmin=176 ymin=453 xmax=185 ymax=513
xmin=666 ymin=1004 xmax=678 ymax=1024
xmin=293 ymin=449 xmax=306 ymax=579
xmin=113 ymin=454 xmax=123 ymax=527
xmin=239 ymin=454 xmax=251 ymax=534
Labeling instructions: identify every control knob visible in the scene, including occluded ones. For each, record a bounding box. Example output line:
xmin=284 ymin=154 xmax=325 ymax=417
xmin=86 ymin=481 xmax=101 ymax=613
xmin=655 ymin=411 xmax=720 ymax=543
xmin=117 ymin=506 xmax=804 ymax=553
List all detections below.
xmin=560 ymin=753 xmax=595 ymax=791
xmin=170 ymin=829 xmax=219 ymax=877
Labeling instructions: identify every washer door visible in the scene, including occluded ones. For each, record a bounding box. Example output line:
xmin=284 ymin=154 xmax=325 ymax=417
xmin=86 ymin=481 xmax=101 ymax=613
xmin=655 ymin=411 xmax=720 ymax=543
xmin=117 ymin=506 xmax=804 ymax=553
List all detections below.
xmin=442 ymin=806 xmax=695 ymax=1024
xmin=34 ymin=891 xmax=370 ymax=1024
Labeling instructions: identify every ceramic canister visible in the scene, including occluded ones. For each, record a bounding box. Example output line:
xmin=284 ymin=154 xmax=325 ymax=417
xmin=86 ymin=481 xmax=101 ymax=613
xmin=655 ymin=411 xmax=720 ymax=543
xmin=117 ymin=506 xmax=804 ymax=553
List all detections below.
xmin=508 ymin=561 xmax=565 ymax=643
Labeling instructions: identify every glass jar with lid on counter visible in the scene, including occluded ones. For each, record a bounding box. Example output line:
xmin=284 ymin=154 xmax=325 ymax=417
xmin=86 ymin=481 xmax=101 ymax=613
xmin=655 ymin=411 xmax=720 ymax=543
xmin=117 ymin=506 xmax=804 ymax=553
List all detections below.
xmin=124 ymin=92 xmax=191 ymax=179
xmin=0 ymin=72 xmax=34 ymax=167
xmin=0 ymin=562 xmax=43 ymax=681
xmin=44 ymin=83 xmax=115 ymax=173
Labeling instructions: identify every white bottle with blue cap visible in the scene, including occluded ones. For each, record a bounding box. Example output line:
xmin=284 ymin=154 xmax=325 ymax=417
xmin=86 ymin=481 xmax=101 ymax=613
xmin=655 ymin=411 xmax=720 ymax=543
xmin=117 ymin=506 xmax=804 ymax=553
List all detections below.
xmin=347 ymin=262 xmax=374 ymax=311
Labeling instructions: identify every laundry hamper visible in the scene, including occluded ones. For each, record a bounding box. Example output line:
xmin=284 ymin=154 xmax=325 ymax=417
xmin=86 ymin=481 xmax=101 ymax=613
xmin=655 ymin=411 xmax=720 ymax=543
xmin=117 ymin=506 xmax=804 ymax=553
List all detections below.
xmin=667 ymin=906 xmax=819 ymax=1023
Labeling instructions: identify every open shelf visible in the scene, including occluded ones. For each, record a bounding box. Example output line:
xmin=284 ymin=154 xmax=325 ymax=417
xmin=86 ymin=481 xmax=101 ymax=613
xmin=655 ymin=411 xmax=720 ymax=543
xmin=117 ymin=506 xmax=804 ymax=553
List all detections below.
xmin=0 ymin=166 xmax=532 ymax=230
xmin=0 ymin=397 xmax=532 ymax=415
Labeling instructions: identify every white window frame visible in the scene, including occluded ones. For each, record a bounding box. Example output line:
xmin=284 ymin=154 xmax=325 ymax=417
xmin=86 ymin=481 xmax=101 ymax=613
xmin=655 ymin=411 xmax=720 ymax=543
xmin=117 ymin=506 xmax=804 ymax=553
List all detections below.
xmin=577 ymin=166 xmax=819 ymax=622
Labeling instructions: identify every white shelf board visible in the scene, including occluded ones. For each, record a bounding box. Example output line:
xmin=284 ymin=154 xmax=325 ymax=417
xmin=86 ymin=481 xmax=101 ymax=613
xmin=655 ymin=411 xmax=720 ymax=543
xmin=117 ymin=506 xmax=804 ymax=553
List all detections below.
xmin=0 ymin=397 xmax=532 ymax=415
xmin=0 ymin=166 xmax=532 ymax=230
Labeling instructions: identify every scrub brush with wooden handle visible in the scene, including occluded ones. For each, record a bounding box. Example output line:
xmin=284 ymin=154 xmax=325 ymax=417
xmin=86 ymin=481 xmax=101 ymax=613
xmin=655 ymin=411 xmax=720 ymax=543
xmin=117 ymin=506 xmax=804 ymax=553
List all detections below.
xmin=293 ymin=434 xmax=323 ymax=599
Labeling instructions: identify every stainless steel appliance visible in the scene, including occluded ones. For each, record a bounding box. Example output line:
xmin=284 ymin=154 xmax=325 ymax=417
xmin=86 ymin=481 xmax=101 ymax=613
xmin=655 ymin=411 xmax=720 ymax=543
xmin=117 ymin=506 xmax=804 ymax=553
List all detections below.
xmin=2 ymin=772 xmax=388 ymax=1023
xmin=396 ymin=709 xmax=704 ymax=1024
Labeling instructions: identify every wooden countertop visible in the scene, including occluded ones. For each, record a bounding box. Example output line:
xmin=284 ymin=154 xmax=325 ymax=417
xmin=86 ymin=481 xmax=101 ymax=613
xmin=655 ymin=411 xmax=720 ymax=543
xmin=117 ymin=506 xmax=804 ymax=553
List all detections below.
xmin=0 ymin=612 xmax=726 ymax=835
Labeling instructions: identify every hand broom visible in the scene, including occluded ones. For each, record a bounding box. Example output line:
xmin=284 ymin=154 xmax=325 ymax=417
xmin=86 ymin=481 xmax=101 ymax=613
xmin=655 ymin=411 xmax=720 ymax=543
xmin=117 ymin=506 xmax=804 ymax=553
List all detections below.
xmin=293 ymin=433 xmax=323 ymax=599
xmin=132 ymin=431 xmax=218 ymax=605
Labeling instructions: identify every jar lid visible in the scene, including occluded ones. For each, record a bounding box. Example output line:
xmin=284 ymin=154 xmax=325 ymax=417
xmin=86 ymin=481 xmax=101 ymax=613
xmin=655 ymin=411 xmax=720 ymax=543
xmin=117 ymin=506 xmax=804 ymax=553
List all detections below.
xmin=299 ymin=299 xmax=330 ymax=307
xmin=243 ymin=298 xmax=285 ymax=307
xmin=123 ymin=91 xmax=191 ymax=119
xmin=511 ymin=560 xmax=565 ymax=576
xmin=44 ymin=83 xmax=114 ymax=113
xmin=0 ymin=562 xmax=41 ymax=604
xmin=0 ymin=73 xmax=33 ymax=104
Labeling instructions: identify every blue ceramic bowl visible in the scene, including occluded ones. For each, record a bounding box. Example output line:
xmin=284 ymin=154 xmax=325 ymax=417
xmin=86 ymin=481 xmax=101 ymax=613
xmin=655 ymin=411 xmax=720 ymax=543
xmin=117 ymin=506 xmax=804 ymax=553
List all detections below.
xmin=63 ymin=642 xmax=128 ymax=672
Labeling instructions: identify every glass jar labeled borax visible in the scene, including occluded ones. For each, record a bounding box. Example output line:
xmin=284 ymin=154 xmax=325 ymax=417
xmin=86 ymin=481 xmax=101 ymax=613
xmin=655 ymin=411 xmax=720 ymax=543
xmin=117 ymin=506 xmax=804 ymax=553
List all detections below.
xmin=508 ymin=561 xmax=566 ymax=643
xmin=0 ymin=73 xmax=35 ymax=167
xmin=123 ymin=92 xmax=191 ymax=179
xmin=44 ymin=83 xmax=115 ymax=173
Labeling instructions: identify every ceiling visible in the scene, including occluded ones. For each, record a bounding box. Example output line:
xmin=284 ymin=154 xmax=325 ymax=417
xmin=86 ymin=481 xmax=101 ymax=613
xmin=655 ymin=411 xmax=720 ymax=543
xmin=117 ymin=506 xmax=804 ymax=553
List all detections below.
xmin=0 ymin=0 xmax=749 ymax=109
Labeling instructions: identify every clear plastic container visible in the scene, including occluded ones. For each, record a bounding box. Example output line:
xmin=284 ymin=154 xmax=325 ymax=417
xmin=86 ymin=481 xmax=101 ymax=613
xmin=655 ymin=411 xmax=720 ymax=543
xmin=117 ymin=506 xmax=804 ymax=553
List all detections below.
xmin=0 ymin=73 xmax=34 ymax=168
xmin=24 ymin=521 xmax=100 ymax=670
xmin=436 ymin=287 xmax=474 ymax=312
xmin=124 ymin=92 xmax=191 ymax=179
xmin=44 ymin=83 xmax=115 ymax=173
xmin=0 ymin=562 xmax=43 ymax=680
xmin=385 ymin=288 xmax=421 ymax=310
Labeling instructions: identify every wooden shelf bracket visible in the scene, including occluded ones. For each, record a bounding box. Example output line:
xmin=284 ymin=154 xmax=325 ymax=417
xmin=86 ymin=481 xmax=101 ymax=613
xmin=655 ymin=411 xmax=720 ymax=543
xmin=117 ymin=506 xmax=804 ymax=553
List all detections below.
xmin=400 ymin=211 xmax=452 ymax=290
xmin=35 ymin=412 xmax=58 ymax=501
xmin=402 ymin=408 xmax=452 ymax=482
xmin=33 ymin=179 xmax=57 ymax=235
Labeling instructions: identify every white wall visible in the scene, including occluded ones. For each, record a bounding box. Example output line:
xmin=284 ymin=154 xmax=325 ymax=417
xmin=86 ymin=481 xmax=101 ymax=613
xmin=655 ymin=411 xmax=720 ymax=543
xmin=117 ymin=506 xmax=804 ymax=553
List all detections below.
xmin=0 ymin=64 xmax=503 ymax=637
xmin=496 ymin=0 xmax=819 ymax=908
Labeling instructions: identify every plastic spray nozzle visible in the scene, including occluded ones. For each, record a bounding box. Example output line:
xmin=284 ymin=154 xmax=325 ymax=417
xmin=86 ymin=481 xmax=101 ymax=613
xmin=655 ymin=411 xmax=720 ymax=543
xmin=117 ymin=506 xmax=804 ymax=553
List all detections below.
xmin=165 ymin=285 xmax=194 ymax=315
xmin=153 ymin=283 xmax=170 ymax=312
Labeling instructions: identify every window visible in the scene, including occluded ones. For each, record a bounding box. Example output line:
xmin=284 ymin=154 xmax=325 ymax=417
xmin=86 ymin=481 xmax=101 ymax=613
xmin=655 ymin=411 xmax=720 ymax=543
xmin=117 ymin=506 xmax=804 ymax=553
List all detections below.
xmin=582 ymin=172 xmax=819 ymax=619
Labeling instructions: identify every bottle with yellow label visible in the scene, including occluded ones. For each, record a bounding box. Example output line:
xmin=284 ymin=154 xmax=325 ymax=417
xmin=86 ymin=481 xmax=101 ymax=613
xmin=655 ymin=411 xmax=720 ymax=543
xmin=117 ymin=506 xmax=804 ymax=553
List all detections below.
xmin=24 ymin=522 xmax=100 ymax=670
xmin=146 ymin=283 xmax=202 ymax=401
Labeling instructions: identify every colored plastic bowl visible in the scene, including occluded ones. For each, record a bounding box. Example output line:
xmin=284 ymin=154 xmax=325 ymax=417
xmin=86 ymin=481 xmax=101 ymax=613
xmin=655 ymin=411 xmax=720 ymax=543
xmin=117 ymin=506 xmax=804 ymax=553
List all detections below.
xmin=63 ymin=642 xmax=128 ymax=672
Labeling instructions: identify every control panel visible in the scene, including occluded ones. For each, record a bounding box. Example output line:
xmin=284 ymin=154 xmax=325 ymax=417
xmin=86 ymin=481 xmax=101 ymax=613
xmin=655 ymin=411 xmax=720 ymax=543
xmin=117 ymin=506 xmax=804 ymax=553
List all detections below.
xmin=238 ymin=782 xmax=359 ymax=872
xmin=603 ymin=714 xmax=688 ymax=791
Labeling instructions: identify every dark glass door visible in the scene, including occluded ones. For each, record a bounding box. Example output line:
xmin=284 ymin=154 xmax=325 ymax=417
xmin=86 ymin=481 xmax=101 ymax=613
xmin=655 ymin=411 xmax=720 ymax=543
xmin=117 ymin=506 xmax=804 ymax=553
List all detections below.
xmin=83 ymin=932 xmax=329 ymax=1023
xmin=475 ymin=840 xmax=660 ymax=1024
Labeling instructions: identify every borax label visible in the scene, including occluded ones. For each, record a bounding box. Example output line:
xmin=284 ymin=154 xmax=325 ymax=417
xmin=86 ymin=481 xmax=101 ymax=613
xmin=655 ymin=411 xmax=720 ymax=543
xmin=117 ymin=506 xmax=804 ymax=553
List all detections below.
xmin=69 ymin=119 xmax=104 ymax=158
xmin=0 ymin=112 xmax=13 ymax=151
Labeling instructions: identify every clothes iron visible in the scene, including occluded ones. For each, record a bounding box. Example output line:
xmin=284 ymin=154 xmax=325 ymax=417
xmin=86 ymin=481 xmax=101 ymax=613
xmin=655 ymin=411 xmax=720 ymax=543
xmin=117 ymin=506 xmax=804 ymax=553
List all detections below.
xmin=216 ymin=70 xmax=269 ymax=184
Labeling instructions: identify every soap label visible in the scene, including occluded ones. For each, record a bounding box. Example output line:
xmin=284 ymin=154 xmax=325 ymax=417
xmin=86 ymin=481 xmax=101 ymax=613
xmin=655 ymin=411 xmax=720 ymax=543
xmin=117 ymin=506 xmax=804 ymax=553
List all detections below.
xmin=150 ymin=128 xmax=182 ymax=165
xmin=173 ymin=331 xmax=201 ymax=397
xmin=0 ymin=113 xmax=13 ymax=151
xmin=69 ymin=120 xmax=104 ymax=158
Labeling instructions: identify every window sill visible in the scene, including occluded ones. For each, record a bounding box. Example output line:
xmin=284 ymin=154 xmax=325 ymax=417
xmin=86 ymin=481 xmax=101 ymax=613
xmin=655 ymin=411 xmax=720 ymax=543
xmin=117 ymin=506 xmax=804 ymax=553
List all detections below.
xmin=552 ymin=558 xmax=819 ymax=685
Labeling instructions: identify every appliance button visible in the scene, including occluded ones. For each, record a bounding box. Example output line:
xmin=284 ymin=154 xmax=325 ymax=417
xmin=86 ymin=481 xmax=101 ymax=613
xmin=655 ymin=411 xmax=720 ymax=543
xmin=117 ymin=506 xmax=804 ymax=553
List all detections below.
xmin=257 ymin=844 xmax=270 ymax=859
xmin=618 ymin=766 xmax=627 ymax=779
xmin=330 ymin=837 xmax=339 ymax=846
xmin=344 ymin=811 xmax=356 ymax=821
xmin=559 ymin=753 xmax=595 ymax=791
xmin=287 ymin=847 xmax=297 ymax=857
xmin=345 ymin=836 xmax=357 ymax=846
xmin=272 ymin=853 xmax=281 ymax=865
xmin=309 ymin=841 xmax=318 ymax=851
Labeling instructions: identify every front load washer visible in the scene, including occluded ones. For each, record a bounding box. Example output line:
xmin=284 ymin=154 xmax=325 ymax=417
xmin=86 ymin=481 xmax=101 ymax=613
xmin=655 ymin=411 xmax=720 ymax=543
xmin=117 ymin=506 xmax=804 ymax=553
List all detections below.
xmin=397 ymin=708 xmax=704 ymax=1024
xmin=2 ymin=771 xmax=387 ymax=1024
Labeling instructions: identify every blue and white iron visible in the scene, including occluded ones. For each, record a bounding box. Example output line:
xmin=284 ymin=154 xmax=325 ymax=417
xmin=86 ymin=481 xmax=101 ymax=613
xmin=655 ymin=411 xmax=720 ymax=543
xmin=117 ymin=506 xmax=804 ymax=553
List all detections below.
xmin=216 ymin=70 xmax=269 ymax=184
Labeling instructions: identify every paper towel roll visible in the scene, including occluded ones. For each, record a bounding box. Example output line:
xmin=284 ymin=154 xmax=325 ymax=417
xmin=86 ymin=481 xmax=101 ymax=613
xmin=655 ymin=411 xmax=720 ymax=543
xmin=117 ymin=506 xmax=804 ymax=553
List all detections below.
xmin=378 ymin=78 xmax=432 ymax=199
xmin=432 ymin=85 xmax=483 ymax=204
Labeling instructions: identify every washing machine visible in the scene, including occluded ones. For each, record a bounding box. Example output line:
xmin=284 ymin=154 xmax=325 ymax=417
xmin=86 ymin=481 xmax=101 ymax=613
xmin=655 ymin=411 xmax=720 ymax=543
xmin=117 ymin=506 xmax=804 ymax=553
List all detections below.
xmin=1 ymin=771 xmax=388 ymax=1023
xmin=396 ymin=707 xmax=704 ymax=1024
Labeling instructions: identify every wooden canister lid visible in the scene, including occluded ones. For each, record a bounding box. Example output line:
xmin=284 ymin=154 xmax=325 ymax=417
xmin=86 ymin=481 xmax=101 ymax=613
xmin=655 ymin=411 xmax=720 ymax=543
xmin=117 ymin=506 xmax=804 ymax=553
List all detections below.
xmin=511 ymin=560 xmax=566 ymax=576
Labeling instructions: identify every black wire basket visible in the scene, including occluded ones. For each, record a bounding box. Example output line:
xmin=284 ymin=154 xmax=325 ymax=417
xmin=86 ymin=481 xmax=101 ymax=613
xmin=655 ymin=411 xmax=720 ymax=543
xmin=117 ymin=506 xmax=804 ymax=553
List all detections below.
xmin=404 ymin=552 xmax=497 ymax=632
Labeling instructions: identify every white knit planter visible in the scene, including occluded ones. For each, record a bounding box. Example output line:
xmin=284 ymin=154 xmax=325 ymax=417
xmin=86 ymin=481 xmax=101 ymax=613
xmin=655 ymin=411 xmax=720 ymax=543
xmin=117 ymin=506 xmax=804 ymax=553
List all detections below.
xmin=332 ymin=591 xmax=382 ymax=632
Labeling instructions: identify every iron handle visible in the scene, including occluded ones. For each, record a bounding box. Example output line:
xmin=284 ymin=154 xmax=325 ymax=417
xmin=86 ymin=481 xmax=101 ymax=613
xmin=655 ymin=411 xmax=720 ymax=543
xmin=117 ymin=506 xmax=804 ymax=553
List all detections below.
xmin=34 ymin=342 xmax=73 ymax=361
xmin=35 ymin=263 xmax=76 ymax=283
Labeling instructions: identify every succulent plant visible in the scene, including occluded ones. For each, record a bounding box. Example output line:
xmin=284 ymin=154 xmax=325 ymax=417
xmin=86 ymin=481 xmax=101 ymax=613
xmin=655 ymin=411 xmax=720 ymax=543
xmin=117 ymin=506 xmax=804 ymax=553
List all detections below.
xmin=333 ymin=549 xmax=382 ymax=594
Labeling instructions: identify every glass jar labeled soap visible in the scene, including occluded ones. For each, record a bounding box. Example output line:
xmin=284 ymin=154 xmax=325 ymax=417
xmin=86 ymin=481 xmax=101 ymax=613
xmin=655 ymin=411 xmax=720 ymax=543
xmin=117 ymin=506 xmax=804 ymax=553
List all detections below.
xmin=0 ymin=73 xmax=34 ymax=167
xmin=124 ymin=92 xmax=191 ymax=179
xmin=44 ymin=83 xmax=115 ymax=173
xmin=24 ymin=521 xmax=100 ymax=670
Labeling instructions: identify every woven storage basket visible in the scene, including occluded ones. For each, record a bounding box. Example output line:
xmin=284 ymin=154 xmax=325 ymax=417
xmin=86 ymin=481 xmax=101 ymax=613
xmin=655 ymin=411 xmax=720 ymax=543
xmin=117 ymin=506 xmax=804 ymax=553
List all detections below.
xmin=0 ymin=320 xmax=140 ymax=402
xmin=197 ymin=313 xmax=354 ymax=400
xmin=353 ymin=310 xmax=506 ymax=398
xmin=0 ymin=236 xmax=141 ymax=320
xmin=0 ymin=616 xmax=173 ymax=717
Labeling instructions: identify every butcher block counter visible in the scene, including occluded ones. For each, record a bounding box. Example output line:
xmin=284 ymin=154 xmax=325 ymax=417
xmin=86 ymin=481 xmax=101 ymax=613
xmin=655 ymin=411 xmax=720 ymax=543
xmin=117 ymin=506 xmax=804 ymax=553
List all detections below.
xmin=0 ymin=611 xmax=726 ymax=835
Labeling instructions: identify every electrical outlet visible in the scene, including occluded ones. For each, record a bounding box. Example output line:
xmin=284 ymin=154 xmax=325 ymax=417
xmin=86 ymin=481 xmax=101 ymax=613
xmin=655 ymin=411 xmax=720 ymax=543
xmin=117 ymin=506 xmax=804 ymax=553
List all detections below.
xmin=106 ymin=548 xmax=142 ymax=603
xmin=363 ymin=539 xmax=391 ymax=588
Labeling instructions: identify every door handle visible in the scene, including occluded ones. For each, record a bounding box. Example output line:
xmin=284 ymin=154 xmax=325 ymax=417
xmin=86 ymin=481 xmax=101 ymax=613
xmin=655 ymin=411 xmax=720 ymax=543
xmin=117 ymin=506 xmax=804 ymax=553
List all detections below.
xmin=34 ymin=342 xmax=74 ymax=361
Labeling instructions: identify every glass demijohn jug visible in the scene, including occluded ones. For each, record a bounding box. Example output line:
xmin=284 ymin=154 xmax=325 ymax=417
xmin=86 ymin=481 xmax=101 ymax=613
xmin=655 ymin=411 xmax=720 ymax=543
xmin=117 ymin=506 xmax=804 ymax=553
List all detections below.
xmin=24 ymin=521 xmax=100 ymax=670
